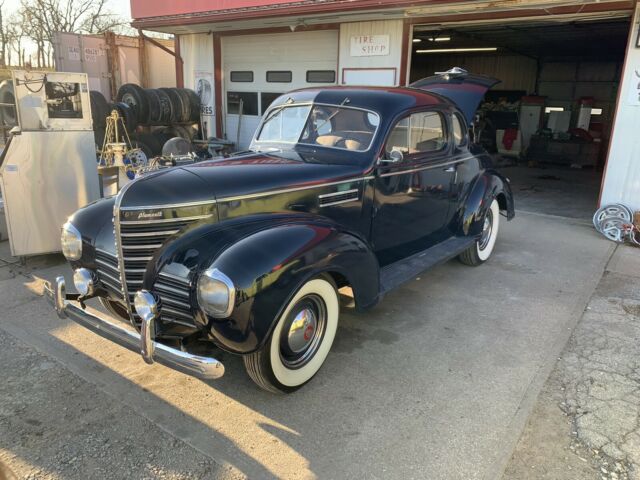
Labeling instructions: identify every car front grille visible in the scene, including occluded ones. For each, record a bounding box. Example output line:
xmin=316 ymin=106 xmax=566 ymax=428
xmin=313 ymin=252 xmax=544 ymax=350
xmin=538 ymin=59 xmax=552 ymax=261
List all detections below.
xmin=154 ymin=271 xmax=196 ymax=328
xmin=95 ymin=249 xmax=123 ymax=297
xmin=116 ymin=215 xmax=209 ymax=327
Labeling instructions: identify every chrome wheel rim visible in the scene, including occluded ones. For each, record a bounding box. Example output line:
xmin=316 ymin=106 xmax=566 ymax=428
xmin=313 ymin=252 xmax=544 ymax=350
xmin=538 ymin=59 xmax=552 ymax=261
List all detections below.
xmin=479 ymin=209 xmax=493 ymax=251
xmin=280 ymin=294 xmax=327 ymax=369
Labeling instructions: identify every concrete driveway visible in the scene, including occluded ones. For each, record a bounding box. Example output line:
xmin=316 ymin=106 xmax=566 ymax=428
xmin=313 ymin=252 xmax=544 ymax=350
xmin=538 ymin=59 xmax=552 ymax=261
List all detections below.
xmin=0 ymin=211 xmax=614 ymax=479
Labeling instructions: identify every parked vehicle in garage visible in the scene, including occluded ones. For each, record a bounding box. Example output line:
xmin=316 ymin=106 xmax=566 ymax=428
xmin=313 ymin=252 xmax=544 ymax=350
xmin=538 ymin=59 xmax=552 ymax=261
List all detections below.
xmin=45 ymin=69 xmax=514 ymax=393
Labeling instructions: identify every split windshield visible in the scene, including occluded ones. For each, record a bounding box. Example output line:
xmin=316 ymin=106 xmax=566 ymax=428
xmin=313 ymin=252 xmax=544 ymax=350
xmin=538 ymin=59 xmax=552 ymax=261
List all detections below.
xmin=254 ymin=104 xmax=380 ymax=152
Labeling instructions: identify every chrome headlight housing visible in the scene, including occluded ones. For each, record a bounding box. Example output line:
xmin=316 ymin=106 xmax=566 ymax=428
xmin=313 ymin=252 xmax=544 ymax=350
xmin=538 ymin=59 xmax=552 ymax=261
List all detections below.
xmin=73 ymin=268 xmax=95 ymax=296
xmin=61 ymin=222 xmax=82 ymax=260
xmin=197 ymin=268 xmax=235 ymax=318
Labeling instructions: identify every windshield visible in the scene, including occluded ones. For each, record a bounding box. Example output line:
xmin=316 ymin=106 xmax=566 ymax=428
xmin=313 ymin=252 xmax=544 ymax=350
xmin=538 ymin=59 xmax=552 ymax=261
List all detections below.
xmin=254 ymin=104 xmax=380 ymax=152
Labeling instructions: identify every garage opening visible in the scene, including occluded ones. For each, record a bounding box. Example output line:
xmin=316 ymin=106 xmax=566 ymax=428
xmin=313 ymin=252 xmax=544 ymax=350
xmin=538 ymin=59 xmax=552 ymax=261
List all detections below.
xmin=410 ymin=16 xmax=631 ymax=221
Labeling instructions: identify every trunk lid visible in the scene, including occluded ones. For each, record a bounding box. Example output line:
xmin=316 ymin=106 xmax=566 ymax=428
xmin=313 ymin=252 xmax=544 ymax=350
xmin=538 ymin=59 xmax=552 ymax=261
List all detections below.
xmin=410 ymin=67 xmax=500 ymax=123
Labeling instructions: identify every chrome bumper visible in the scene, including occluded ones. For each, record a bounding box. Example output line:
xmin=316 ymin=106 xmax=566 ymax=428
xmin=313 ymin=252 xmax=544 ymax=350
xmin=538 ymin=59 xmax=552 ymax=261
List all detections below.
xmin=43 ymin=276 xmax=224 ymax=380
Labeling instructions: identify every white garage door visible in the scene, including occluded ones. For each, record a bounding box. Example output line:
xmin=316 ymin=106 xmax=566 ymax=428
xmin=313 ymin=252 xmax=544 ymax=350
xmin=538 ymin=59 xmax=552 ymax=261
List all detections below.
xmin=222 ymin=30 xmax=339 ymax=149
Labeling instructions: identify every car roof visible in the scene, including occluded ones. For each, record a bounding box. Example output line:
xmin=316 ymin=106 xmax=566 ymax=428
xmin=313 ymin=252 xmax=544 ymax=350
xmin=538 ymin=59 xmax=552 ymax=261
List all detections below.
xmin=269 ymin=86 xmax=454 ymax=117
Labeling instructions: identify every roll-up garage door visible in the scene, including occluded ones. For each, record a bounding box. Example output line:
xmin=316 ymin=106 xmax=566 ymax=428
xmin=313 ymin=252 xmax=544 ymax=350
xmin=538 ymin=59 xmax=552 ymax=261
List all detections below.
xmin=222 ymin=30 xmax=339 ymax=149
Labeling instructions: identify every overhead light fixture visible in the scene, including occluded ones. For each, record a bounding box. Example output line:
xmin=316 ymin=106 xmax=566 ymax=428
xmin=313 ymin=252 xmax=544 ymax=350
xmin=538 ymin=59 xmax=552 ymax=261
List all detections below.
xmin=413 ymin=38 xmax=422 ymax=43
xmin=416 ymin=47 xmax=498 ymax=54
xmin=428 ymin=36 xmax=451 ymax=42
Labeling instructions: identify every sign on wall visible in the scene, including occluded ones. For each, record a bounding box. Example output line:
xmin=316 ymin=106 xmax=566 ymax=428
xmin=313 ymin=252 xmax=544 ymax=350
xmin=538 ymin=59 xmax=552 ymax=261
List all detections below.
xmin=194 ymin=70 xmax=214 ymax=137
xmin=350 ymin=35 xmax=390 ymax=57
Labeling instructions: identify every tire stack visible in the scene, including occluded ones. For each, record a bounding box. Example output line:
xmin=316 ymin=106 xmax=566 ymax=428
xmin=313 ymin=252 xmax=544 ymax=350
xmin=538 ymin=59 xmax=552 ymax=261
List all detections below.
xmin=89 ymin=84 xmax=201 ymax=158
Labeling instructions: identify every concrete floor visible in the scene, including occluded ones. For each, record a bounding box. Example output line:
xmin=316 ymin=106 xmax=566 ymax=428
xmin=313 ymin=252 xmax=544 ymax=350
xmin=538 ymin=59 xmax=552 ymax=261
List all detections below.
xmin=0 ymin=211 xmax=614 ymax=479
xmin=497 ymin=164 xmax=602 ymax=222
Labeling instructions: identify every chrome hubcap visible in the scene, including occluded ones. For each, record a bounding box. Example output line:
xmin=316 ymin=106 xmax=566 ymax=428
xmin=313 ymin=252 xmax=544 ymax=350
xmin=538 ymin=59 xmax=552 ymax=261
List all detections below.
xmin=479 ymin=209 xmax=493 ymax=250
xmin=287 ymin=308 xmax=318 ymax=353
xmin=280 ymin=294 xmax=326 ymax=369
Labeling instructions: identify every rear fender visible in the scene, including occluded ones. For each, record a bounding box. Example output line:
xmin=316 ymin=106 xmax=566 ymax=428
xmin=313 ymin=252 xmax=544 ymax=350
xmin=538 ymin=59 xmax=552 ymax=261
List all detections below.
xmin=457 ymin=170 xmax=514 ymax=237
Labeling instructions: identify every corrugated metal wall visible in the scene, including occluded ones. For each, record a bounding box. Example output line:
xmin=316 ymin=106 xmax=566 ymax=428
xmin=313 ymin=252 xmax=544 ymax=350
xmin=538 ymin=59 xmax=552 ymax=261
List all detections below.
xmin=410 ymin=54 xmax=537 ymax=92
xmin=53 ymin=32 xmax=176 ymax=101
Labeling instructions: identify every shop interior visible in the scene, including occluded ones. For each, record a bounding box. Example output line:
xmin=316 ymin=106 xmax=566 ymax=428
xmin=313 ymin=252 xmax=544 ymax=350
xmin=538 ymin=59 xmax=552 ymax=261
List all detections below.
xmin=410 ymin=17 xmax=630 ymax=220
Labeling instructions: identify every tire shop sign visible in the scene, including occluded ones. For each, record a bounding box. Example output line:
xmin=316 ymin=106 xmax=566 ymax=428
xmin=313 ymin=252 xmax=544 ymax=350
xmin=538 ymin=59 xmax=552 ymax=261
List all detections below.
xmin=350 ymin=35 xmax=390 ymax=57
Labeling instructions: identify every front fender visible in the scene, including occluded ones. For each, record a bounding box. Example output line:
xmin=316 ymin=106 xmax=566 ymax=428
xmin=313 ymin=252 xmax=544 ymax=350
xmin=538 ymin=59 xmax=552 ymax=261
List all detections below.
xmin=152 ymin=214 xmax=379 ymax=354
xmin=457 ymin=169 xmax=514 ymax=237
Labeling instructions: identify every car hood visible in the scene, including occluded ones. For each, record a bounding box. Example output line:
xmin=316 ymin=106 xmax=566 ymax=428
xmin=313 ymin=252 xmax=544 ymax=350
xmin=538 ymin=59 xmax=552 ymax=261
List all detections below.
xmin=119 ymin=150 xmax=368 ymax=209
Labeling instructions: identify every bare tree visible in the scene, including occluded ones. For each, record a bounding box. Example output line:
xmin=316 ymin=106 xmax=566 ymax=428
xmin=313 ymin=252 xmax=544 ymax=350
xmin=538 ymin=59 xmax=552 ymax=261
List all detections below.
xmin=16 ymin=0 xmax=126 ymax=67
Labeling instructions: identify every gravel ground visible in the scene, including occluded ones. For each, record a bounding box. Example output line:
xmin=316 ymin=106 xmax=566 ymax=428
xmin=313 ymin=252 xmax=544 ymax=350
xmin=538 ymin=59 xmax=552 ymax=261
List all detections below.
xmin=504 ymin=245 xmax=640 ymax=480
xmin=0 ymin=329 xmax=243 ymax=480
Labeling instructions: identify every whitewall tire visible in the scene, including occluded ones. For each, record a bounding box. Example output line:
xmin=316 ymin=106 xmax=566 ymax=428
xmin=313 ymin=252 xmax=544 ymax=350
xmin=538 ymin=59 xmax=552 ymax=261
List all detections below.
xmin=244 ymin=276 xmax=339 ymax=393
xmin=459 ymin=199 xmax=500 ymax=266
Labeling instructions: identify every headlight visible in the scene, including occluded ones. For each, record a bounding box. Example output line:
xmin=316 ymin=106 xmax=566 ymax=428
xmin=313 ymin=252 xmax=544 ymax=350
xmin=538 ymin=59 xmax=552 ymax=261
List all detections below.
xmin=61 ymin=222 xmax=82 ymax=260
xmin=197 ymin=268 xmax=235 ymax=318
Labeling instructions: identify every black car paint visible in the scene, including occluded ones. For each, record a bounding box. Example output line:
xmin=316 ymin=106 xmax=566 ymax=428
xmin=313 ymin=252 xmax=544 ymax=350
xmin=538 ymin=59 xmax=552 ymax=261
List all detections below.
xmin=67 ymin=85 xmax=515 ymax=356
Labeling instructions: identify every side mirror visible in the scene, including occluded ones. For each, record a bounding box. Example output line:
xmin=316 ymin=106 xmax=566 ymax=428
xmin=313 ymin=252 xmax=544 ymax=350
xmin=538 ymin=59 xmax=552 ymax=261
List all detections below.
xmin=380 ymin=149 xmax=403 ymax=164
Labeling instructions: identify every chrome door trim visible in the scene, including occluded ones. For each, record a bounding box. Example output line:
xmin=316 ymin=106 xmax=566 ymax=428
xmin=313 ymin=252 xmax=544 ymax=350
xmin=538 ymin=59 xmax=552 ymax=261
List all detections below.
xmin=377 ymin=156 xmax=474 ymax=178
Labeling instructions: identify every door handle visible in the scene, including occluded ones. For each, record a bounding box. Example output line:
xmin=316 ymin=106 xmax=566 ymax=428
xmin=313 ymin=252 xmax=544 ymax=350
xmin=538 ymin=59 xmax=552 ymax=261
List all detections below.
xmin=443 ymin=166 xmax=456 ymax=173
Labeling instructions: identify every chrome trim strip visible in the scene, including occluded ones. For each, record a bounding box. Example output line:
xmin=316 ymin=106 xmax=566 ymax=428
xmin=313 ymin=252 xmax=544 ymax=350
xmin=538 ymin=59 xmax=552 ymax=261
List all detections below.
xmin=97 ymin=269 xmax=121 ymax=286
xmin=43 ymin=278 xmax=224 ymax=380
xmin=120 ymin=199 xmax=217 ymax=211
xmin=161 ymin=306 xmax=193 ymax=320
xmin=219 ymin=176 xmax=374 ymax=203
xmin=113 ymin=178 xmax=137 ymax=324
xmin=158 ymin=297 xmax=191 ymax=310
xmin=155 ymin=283 xmax=190 ymax=298
xmin=317 ymin=188 xmax=359 ymax=199
xmin=125 ymin=268 xmax=147 ymax=274
xmin=158 ymin=271 xmax=192 ymax=286
xmin=378 ymin=157 xmax=474 ymax=178
xmin=95 ymin=248 xmax=118 ymax=258
xmin=119 ymin=214 xmax=213 ymax=225
xmin=320 ymin=197 xmax=360 ymax=208
xmin=120 ymin=230 xmax=180 ymax=237
xmin=123 ymin=256 xmax=153 ymax=261
xmin=122 ymin=244 xmax=163 ymax=250
xmin=95 ymin=258 xmax=119 ymax=272
xmin=100 ymin=278 xmax=121 ymax=293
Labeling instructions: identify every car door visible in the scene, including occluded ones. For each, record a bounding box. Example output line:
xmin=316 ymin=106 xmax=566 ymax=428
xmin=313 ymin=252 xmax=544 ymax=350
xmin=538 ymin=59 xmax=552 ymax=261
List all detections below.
xmin=372 ymin=109 xmax=455 ymax=265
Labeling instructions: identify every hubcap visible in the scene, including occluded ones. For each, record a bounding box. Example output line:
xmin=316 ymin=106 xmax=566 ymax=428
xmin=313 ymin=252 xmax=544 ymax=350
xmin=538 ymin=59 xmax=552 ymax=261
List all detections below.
xmin=479 ymin=209 xmax=493 ymax=251
xmin=280 ymin=294 xmax=327 ymax=369
xmin=287 ymin=308 xmax=317 ymax=353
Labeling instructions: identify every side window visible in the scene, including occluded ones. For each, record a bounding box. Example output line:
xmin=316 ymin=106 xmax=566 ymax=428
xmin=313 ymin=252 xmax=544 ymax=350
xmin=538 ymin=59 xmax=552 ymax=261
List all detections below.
xmin=385 ymin=111 xmax=446 ymax=158
xmin=452 ymin=113 xmax=466 ymax=147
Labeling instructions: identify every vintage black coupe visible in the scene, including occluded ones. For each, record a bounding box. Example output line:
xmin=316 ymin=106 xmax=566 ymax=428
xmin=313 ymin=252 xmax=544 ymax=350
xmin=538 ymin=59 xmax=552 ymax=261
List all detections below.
xmin=45 ymin=69 xmax=514 ymax=393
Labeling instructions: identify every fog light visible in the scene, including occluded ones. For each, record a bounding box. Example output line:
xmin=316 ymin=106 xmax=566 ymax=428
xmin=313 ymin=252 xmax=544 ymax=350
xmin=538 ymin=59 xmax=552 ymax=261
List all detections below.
xmin=73 ymin=268 xmax=95 ymax=296
xmin=134 ymin=290 xmax=158 ymax=322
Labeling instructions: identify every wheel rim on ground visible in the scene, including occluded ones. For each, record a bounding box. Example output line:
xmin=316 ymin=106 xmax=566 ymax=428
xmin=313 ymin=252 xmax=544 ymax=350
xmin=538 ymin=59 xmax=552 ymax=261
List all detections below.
xmin=593 ymin=204 xmax=632 ymax=233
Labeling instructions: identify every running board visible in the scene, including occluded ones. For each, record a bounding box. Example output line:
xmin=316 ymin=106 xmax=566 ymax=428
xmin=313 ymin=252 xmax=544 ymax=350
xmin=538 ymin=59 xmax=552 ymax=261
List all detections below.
xmin=379 ymin=236 xmax=476 ymax=294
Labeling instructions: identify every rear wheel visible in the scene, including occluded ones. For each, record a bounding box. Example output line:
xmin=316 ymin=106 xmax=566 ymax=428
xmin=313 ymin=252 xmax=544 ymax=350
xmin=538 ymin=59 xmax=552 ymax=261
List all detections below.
xmin=244 ymin=276 xmax=339 ymax=394
xmin=459 ymin=198 xmax=500 ymax=266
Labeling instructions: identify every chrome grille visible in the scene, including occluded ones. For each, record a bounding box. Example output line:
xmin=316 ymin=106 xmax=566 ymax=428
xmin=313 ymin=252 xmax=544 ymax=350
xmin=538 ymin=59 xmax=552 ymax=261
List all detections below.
xmin=95 ymin=249 xmax=122 ymax=297
xmin=117 ymin=215 xmax=210 ymax=326
xmin=155 ymin=271 xmax=196 ymax=328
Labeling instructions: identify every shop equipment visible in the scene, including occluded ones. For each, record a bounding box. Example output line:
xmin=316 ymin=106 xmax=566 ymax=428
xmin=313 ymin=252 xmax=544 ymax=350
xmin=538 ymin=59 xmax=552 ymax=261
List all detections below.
xmin=0 ymin=71 xmax=100 ymax=257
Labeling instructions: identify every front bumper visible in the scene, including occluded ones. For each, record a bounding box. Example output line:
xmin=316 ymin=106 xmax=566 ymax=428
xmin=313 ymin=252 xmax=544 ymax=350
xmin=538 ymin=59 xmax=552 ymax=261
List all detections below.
xmin=43 ymin=276 xmax=225 ymax=380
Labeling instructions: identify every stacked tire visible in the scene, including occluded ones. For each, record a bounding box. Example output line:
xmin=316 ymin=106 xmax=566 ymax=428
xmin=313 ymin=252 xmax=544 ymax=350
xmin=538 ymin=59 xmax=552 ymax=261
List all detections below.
xmin=89 ymin=84 xmax=201 ymax=159
xmin=116 ymin=84 xmax=200 ymax=126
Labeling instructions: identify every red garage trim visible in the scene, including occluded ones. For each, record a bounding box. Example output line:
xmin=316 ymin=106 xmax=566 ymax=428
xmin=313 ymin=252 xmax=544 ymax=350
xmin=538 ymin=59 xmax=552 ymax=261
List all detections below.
xmin=174 ymin=35 xmax=184 ymax=88
xmin=399 ymin=20 xmax=411 ymax=87
xmin=213 ymin=33 xmax=224 ymax=138
xmin=132 ymin=0 xmax=634 ymax=29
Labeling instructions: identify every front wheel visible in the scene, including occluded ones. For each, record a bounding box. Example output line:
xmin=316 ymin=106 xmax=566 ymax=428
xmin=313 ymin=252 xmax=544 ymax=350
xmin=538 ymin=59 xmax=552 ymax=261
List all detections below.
xmin=459 ymin=198 xmax=500 ymax=266
xmin=244 ymin=276 xmax=339 ymax=394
